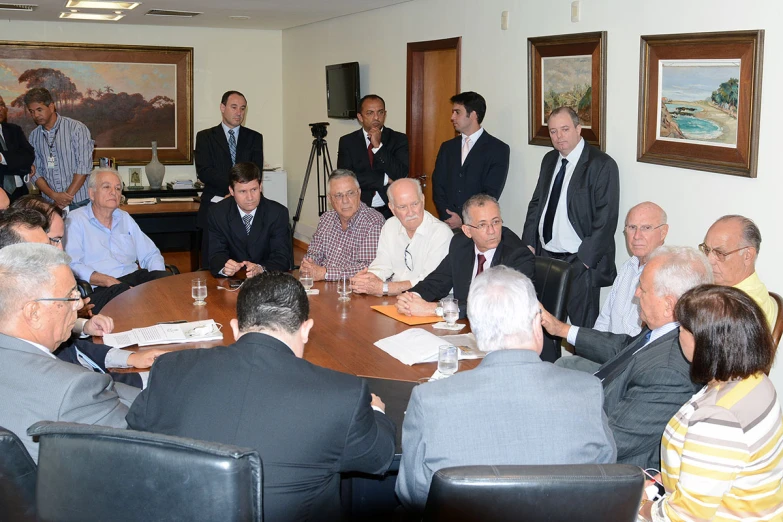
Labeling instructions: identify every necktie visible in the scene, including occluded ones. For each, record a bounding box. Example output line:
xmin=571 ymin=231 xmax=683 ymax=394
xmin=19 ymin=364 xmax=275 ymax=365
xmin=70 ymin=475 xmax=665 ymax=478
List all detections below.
xmin=242 ymin=213 xmax=252 ymax=235
xmin=0 ymin=130 xmax=15 ymax=196
xmin=461 ymin=137 xmax=471 ymax=165
xmin=542 ymin=158 xmax=568 ymax=245
xmin=228 ymin=129 xmax=237 ymax=165
xmin=0 ymin=130 xmax=6 ymax=151
xmin=367 ymin=141 xmax=374 ymax=168
xmin=593 ymin=329 xmax=652 ymax=385
xmin=475 ymin=253 xmax=486 ymax=278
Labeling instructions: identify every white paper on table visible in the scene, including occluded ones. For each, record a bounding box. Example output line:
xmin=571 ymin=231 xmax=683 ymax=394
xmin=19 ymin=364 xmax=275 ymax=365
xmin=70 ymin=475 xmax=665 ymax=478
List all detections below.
xmin=374 ymin=328 xmax=444 ymax=366
xmin=439 ymin=333 xmax=486 ymax=360
xmin=126 ymin=198 xmax=157 ymax=205
xmin=101 ymin=331 xmax=137 ymax=349
xmin=103 ymin=320 xmax=222 ymax=348
xmin=210 ymin=195 xmax=225 ymax=203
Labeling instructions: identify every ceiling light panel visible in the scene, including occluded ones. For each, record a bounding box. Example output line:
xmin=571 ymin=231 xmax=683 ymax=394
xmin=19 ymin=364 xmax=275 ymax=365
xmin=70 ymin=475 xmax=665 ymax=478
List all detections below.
xmin=65 ymin=0 xmax=139 ymax=9
xmin=59 ymin=11 xmax=124 ymax=20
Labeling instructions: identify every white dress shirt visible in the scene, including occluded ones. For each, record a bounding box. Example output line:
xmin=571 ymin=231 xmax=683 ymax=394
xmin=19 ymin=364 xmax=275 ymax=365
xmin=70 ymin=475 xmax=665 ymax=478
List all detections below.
xmin=471 ymin=245 xmax=497 ymax=281
xmin=593 ymin=256 xmax=644 ymax=336
xmin=538 ymin=137 xmax=585 ymax=253
xmin=368 ymin=210 xmax=452 ymax=285
xmin=461 ymin=127 xmax=485 ymax=158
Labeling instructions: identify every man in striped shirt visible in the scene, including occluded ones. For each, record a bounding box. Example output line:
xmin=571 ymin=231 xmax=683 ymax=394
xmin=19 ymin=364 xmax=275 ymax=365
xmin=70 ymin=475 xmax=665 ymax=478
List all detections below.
xmin=25 ymin=88 xmax=93 ymax=210
xmin=594 ymin=202 xmax=668 ymax=335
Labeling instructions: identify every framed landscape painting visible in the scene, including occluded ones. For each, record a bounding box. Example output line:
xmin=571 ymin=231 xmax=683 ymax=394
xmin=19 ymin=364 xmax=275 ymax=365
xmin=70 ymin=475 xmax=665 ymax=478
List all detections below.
xmin=528 ymin=31 xmax=607 ymax=151
xmin=637 ymin=30 xmax=764 ymax=178
xmin=0 ymin=41 xmax=193 ymax=165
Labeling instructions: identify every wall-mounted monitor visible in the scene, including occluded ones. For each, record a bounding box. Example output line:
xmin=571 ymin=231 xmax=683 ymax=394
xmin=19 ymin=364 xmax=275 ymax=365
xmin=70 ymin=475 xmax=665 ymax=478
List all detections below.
xmin=326 ymin=62 xmax=360 ymax=119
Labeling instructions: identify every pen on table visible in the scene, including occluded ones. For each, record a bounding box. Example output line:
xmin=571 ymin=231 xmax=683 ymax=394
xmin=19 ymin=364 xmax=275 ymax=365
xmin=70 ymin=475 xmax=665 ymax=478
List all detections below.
xmin=157 ymin=320 xmax=187 ymax=324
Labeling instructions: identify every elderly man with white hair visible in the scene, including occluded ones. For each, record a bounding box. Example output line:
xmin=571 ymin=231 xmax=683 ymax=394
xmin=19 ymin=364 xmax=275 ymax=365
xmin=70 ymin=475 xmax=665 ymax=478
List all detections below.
xmin=63 ymin=167 xmax=170 ymax=313
xmin=0 ymin=243 xmax=139 ymax=462
xmin=395 ymin=266 xmax=617 ymax=513
xmin=351 ymin=178 xmax=452 ymax=296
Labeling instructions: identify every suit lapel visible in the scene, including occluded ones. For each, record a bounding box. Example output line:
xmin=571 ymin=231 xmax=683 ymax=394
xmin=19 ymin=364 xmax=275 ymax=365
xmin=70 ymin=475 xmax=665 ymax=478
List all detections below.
xmin=461 ymin=131 xmax=488 ymax=170
xmin=355 ymin=129 xmax=372 ymax=171
xmin=247 ymin=198 xmax=266 ymax=253
xmin=228 ymin=203 xmax=250 ymax=253
xmin=566 ymin=142 xmax=590 ymax=202
xmin=213 ymin=125 xmax=231 ymax=158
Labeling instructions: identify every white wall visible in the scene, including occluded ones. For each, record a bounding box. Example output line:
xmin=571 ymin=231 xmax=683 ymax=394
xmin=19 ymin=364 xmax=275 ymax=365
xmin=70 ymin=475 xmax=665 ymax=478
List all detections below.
xmin=0 ymin=19 xmax=283 ymax=184
xmin=281 ymin=0 xmax=783 ymax=391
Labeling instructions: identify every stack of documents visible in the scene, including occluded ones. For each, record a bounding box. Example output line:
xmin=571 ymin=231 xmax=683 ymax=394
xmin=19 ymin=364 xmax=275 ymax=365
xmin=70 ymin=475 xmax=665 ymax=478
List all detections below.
xmin=374 ymin=329 xmax=485 ymax=366
xmin=169 ymin=179 xmax=195 ymax=190
xmin=103 ymin=320 xmax=222 ymax=348
xmin=126 ymin=198 xmax=157 ymax=205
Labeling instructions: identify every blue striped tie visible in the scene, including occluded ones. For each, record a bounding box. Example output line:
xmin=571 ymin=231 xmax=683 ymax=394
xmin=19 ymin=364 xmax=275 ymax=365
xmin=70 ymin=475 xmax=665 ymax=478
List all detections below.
xmin=228 ymin=129 xmax=237 ymax=165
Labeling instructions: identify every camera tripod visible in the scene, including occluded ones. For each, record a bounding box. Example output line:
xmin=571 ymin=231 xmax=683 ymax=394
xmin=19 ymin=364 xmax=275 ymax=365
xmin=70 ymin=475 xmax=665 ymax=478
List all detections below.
xmin=291 ymin=122 xmax=333 ymax=242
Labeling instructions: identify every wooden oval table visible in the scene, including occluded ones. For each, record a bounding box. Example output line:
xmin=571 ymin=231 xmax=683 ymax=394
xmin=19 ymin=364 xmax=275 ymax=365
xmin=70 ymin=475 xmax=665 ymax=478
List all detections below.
xmin=100 ymin=272 xmax=478 ymax=382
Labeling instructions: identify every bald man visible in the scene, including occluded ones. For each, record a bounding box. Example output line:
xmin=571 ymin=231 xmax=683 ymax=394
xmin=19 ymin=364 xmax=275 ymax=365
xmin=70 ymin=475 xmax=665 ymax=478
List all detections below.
xmin=700 ymin=215 xmax=778 ymax=328
xmin=594 ymin=202 xmax=668 ymax=336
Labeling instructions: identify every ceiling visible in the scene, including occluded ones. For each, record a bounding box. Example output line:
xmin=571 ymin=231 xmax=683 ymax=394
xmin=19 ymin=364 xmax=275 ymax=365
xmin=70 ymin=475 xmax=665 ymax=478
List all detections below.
xmin=0 ymin=0 xmax=413 ymax=30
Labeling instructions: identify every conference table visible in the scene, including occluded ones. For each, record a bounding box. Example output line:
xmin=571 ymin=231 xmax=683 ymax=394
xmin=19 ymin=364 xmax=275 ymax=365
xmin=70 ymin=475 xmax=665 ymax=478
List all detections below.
xmin=100 ymin=272 xmax=479 ymax=382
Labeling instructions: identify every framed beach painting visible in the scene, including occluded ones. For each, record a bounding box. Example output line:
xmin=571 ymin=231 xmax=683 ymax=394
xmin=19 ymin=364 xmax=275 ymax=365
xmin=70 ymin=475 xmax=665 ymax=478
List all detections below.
xmin=637 ymin=30 xmax=764 ymax=178
xmin=0 ymin=41 xmax=193 ymax=165
xmin=528 ymin=31 xmax=607 ymax=151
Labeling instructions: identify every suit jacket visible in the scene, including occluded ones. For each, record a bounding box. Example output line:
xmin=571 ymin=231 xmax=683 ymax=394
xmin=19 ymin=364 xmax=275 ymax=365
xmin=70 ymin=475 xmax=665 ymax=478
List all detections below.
xmin=126 ymin=333 xmax=396 ymax=522
xmin=395 ymin=349 xmax=617 ymax=511
xmin=410 ymin=227 xmax=535 ymax=318
xmin=337 ymin=127 xmax=410 ymax=208
xmin=0 ymin=121 xmax=35 ymax=185
xmin=194 ymin=124 xmax=264 ymax=229
xmin=207 ymin=195 xmax=292 ymax=276
xmin=575 ymin=326 xmax=700 ymax=469
xmin=522 ymin=141 xmax=620 ymax=287
xmin=55 ymin=338 xmax=143 ymax=389
xmin=431 ymin=130 xmax=510 ymax=220
xmin=0 ymin=332 xmax=139 ymax=462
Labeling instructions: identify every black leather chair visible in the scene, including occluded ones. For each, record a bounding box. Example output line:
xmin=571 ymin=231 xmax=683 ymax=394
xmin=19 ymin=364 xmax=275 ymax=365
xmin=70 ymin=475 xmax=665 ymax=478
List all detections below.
xmin=0 ymin=425 xmax=37 ymax=522
xmin=76 ymin=264 xmax=180 ymax=298
xmin=534 ymin=256 xmax=572 ymax=362
xmin=422 ymin=464 xmax=644 ymax=522
xmin=28 ymin=421 xmax=263 ymax=522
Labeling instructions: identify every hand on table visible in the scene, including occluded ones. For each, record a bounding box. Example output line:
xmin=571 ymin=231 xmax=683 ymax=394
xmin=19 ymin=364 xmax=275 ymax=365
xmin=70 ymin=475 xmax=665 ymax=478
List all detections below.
xmin=222 ymin=259 xmax=246 ymax=277
xmin=127 ymin=348 xmax=171 ymax=369
xmin=351 ymin=269 xmax=383 ymax=295
xmin=300 ymin=257 xmax=327 ymax=281
xmin=245 ymin=262 xmax=265 ymax=278
xmin=444 ymin=209 xmax=462 ymax=229
xmin=370 ymin=393 xmax=386 ymax=413
xmin=396 ymin=292 xmax=437 ymax=317
xmin=82 ymin=314 xmax=114 ymax=336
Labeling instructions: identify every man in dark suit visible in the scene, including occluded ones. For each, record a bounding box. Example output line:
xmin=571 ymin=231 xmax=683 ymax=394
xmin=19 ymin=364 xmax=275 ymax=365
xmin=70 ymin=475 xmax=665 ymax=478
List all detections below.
xmin=432 ymin=91 xmax=509 ymax=229
xmin=542 ymin=246 xmax=711 ymax=469
xmin=396 ymin=194 xmax=535 ymax=322
xmin=207 ymin=162 xmax=291 ymax=277
xmin=127 ymin=272 xmax=396 ymax=522
xmin=0 ymin=95 xmax=34 ymax=202
xmin=522 ymin=106 xmax=620 ymax=327
xmin=195 ymin=91 xmax=264 ymax=267
xmin=337 ymin=94 xmax=409 ymax=219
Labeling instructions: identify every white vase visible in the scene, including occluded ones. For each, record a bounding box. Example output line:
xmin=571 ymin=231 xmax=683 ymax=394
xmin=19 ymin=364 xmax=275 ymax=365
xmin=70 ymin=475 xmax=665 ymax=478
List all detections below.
xmin=145 ymin=141 xmax=166 ymax=189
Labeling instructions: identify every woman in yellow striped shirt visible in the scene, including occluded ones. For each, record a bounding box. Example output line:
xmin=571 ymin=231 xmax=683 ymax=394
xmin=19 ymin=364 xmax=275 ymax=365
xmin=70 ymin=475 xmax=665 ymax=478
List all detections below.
xmin=639 ymin=285 xmax=783 ymax=522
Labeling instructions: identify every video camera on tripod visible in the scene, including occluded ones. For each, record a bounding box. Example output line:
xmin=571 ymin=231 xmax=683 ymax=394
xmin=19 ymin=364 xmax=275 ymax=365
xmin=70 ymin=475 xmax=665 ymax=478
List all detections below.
xmin=292 ymin=122 xmax=334 ymax=242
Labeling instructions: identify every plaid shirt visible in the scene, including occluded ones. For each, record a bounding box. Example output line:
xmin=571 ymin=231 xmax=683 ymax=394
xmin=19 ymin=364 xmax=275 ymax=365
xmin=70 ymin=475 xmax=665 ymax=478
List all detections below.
xmin=306 ymin=203 xmax=384 ymax=280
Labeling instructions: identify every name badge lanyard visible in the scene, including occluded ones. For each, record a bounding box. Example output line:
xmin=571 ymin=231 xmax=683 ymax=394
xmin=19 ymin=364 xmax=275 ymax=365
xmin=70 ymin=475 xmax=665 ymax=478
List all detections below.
xmin=46 ymin=125 xmax=60 ymax=170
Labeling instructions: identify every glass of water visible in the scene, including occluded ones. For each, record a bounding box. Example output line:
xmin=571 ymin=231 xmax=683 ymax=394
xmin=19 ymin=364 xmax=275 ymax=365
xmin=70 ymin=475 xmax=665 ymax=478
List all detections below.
xmin=337 ymin=274 xmax=351 ymax=301
xmin=438 ymin=345 xmax=458 ymax=375
xmin=192 ymin=277 xmax=207 ymax=306
xmin=299 ymin=268 xmax=314 ymax=293
xmin=441 ymin=297 xmax=459 ymax=326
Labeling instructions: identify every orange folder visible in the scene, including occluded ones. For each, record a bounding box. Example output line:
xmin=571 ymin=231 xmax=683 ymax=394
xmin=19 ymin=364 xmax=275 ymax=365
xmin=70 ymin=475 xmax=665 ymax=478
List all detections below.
xmin=370 ymin=305 xmax=442 ymax=325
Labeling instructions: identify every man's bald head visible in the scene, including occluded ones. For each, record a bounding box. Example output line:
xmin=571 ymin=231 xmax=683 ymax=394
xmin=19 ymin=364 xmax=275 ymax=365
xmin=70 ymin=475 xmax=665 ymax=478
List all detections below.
xmin=624 ymin=202 xmax=668 ymax=264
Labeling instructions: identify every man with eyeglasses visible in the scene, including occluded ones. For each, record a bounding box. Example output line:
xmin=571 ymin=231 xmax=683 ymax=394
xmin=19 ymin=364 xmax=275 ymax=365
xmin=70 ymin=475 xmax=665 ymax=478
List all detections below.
xmin=701 ymin=215 xmax=777 ymax=328
xmin=0 ymin=243 xmax=140 ymax=462
xmin=522 ymin=106 xmax=619 ymax=328
xmin=396 ymin=194 xmax=535 ymax=321
xmin=337 ymin=94 xmax=409 ymax=220
xmin=302 ymin=169 xmax=385 ymax=281
xmin=351 ymin=178 xmax=452 ymax=296
xmin=594 ymin=202 xmax=668 ymax=335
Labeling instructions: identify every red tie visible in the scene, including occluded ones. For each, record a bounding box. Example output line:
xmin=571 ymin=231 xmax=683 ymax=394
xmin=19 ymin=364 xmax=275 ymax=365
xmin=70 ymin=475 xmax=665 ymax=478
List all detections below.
xmin=367 ymin=141 xmax=374 ymax=168
xmin=476 ymin=253 xmax=486 ymax=277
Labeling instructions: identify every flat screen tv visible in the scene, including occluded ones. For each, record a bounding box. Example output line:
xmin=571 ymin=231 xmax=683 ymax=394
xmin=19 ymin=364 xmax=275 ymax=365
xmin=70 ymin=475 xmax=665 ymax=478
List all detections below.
xmin=326 ymin=62 xmax=360 ymax=119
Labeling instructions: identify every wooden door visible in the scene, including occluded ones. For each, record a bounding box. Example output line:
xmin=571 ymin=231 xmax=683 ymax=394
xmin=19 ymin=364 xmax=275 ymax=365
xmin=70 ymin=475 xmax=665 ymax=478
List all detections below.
xmin=407 ymin=38 xmax=461 ymax=216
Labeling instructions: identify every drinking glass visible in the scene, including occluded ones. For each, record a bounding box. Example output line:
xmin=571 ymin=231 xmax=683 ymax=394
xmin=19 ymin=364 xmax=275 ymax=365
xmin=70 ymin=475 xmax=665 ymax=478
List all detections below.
xmin=299 ymin=269 xmax=314 ymax=293
xmin=438 ymin=345 xmax=458 ymax=375
xmin=441 ymin=298 xmax=459 ymax=326
xmin=191 ymin=277 xmax=207 ymax=306
xmin=337 ymin=275 xmax=351 ymax=301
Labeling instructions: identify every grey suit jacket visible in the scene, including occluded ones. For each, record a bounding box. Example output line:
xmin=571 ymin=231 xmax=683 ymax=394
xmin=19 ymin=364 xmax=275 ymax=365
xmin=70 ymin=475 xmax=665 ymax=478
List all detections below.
xmin=575 ymin=326 xmax=700 ymax=469
xmin=0 ymin=332 xmax=139 ymax=462
xmin=395 ymin=349 xmax=616 ymax=511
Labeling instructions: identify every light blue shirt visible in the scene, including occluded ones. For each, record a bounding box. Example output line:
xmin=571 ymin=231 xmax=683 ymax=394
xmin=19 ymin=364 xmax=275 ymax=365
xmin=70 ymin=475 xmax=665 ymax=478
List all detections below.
xmin=64 ymin=203 xmax=165 ymax=283
xmin=222 ymin=123 xmax=240 ymax=144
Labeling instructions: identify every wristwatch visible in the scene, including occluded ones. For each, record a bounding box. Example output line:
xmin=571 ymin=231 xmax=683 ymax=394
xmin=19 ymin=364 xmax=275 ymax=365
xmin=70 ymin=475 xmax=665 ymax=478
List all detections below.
xmin=382 ymin=282 xmax=389 ymax=296
xmin=435 ymin=306 xmax=444 ymax=317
